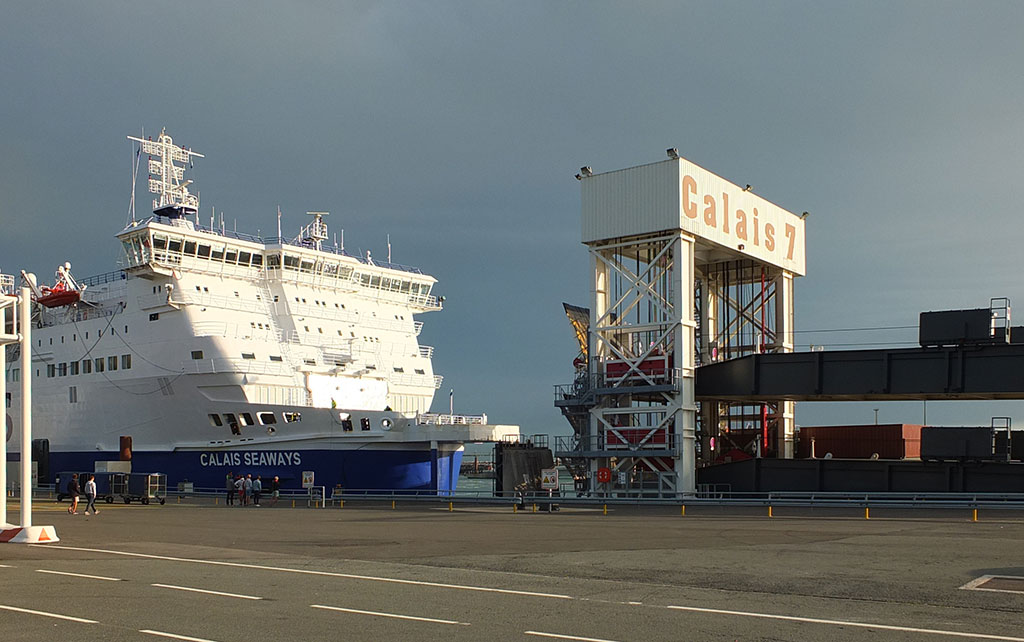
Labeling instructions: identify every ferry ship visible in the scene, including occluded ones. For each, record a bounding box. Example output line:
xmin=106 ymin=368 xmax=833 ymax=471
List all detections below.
xmin=3 ymin=130 xmax=517 ymax=493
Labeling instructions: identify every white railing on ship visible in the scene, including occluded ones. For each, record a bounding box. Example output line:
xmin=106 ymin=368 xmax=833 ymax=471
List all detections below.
xmin=181 ymin=358 xmax=294 ymax=376
xmin=390 ymin=372 xmax=439 ymax=387
xmin=416 ymin=412 xmax=488 ymax=426
xmin=433 ymin=374 xmax=443 ymax=389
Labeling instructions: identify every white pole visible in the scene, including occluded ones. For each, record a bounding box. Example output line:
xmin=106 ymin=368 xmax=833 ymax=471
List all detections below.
xmin=0 ymin=300 xmax=6 ymax=526
xmin=19 ymin=286 xmax=31 ymax=527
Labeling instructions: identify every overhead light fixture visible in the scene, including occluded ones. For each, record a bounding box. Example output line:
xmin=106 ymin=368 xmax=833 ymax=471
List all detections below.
xmin=666 ymin=148 xmax=679 ymax=160
xmin=580 ymin=166 xmax=593 ymax=177
xmin=575 ymin=173 xmax=582 ymax=181
xmin=743 ymin=184 xmax=753 ymax=192
xmin=801 ymin=211 xmax=810 ymax=219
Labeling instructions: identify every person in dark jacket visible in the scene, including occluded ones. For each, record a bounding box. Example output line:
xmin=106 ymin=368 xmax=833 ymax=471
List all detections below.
xmin=67 ymin=473 xmax=80 ymax=515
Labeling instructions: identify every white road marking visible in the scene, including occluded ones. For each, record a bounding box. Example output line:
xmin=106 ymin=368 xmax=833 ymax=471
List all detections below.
xmin=0 ymin=603 xmax=98 ymax=624
xmin=667 ymin=605 xmax=1024 ymax=641
xmin=140 ymin=630 xmax=222 ymax=642
xmin=0 ymin=564 xmax=12 ymax=568
xmin=151 ymin=583 xmax=263 ymax=600
xmin=312 ymin=604 xmax=471 ymax=625
xmin=525 ymin=631 xmax=622 ymax=642
xmin=37 ymin=569 xmax=122 ymax=582
xmin=35 ymin=544 xmax=572 ymax=600
xmin=960 ymin=574 xmax=1024 ymax=595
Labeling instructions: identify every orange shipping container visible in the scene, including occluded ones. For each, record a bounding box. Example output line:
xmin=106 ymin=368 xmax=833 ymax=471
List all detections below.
xmin=796 ymin=424 xmax=922 ymax=459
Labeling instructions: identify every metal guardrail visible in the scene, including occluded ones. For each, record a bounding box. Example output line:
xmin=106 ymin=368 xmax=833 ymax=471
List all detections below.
xmin=16 ymin=485 xmax=1024 ymax=512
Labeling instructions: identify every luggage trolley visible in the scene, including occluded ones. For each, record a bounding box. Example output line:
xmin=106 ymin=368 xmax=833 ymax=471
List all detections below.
xmin=112 ymin=473 xmax=167 ymax=505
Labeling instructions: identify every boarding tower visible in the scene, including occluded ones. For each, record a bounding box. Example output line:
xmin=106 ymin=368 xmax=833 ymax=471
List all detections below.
xmin=557 ymin=152 xmax=806 ymax=496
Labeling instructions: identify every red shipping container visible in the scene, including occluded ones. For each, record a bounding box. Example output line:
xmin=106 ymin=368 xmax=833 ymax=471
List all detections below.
xmin=797 ymin=424 xmax=922 ymax=459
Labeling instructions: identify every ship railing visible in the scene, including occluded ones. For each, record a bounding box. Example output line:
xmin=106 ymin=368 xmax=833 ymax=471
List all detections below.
xmin=416 ymin=412 xmax=489 ymax=426
xmin=389 ymin=372 xmax=439 ymax=387
xmin=181 ymin=357 xmax=294 ymax=376
xmin=433 ymin=374 xmax=443 ymax=389
xmin=79 ymin=270 xmax=127 ymax=287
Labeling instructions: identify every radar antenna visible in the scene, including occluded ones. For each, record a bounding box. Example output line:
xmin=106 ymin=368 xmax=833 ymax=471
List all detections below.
xmin=299 ymin=211 xmax=330 ymax=250
xmin=127 ymin=129 xmax=204 ymax=218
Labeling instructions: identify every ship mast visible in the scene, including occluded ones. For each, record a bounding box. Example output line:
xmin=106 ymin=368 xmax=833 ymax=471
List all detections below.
xmin=127 ymin=129 xmax=204 ymax=218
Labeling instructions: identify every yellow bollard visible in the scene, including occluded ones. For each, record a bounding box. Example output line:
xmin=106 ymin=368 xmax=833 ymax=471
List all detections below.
xmin=392 ymin=500 xmax=396 ymax=509
xmin=603 ymin=504 xmax=608 ymax=515
xmin=177 ymin=496 xmax=181 ymax=504
xmin=768 ymin=505 xmax=773 ymax=518
xmin=865 ymin=506 xmax=870 ymax=520
xmin=973 ymin=508 xmax=978 ymax=522
xmin=532 ymin=503 xmax=537 ymax=513
xmin=513 ymin=503 xmax=518 ymax=513
xmin=448 ymin=501 xmax=453 ymax=512
xmin=291 ymin=499 xmax=295 ymax=508
xmin=681 ymin=505 xmax=686 ymax=517
xmin=340 ymin=499 xmax=344 ymax=509
xmin=215 ymin=498 xmax=218 ymax=506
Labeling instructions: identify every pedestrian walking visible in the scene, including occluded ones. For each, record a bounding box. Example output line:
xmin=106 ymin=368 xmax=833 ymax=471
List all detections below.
xmin=83 ymin=474 xmax=99 ymax=515
xmin=243 ymin=474 xmax=253 ymax=506
xmin=226 ymin=471 xmax=235 ymax=506
xmin=269 ymin=475 xmax=280 ymax=506
xmin=234 ymin=474 xmax=245 ymax=506
xmin=252 ymin=475 xmax=262 ymax=506
xmin=66 ymin=473 xmax=80 ymax=515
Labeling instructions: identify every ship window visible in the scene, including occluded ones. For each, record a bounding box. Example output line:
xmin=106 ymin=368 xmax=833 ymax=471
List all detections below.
xmin=82 ymin=359 xmax=92 ymax=374
xmin=149 ymin=313 xmax=159 ymax=321
xmin=223 ymin=413 xmax=239 ymax=434
xmin=191 ymin=350 xmax=204 ymax=360
xmin=58 ymin=363 xmax=67 ymax=377
xmin=300 ymin=260 xmax=314 ymax=273
xmin=168 ymin=238 xmax=182 ymax=253
xmin=69 ymin=386 xmax=77 ymax=403
xmin=239 ymin=412 xmax=255 ymax=426
xmin=415 ymin=368 xmax=425 ymax=375
xmin=108 ymin=356 xmax=118 ymax=371
xmin=284 ymin=255 xmax=299 ymax=269
xmin=241 ymin=353 xmax=255 ymax=360
xmin=94 ymin=358 xmax=104 ymax=373
xmin=47 ymin=364 xmax=55 ymax=378
xmin=393 ymin=367 xmax=404 ymax=373
xmin=251 ymin=254 xmax=263 ymax=267
xmin=318 ymin=328 xmax=323 ymax=334
xmin=269 ymin=355 xmax=283 ymax=362
xmin=283 ymin=412 xmax=302 ymax=423
xmin=209 ymin=414 xmax=223 ymax=427
xmin=342 ymin=418 xmax=353 ymax=432
xmin=370 ymin=275 xmax=381 ymax=288
xmin=400 ymin=281 xmax=411 ymax=293
xmin=257 ymin=412 xmax=277 ymax=425
xmin=211 ymin=245 xmax=225 ymax=261
xmin=125 ymin=326 xmax=129 ymax=334
xmin=224 ymin=249 xmax=238 ymax=264
xmin=153 ymin=234 xmax=168 ymax=250
xmin=69 ymin=361 xmax=79 ymax=375
xmin=197 ymin=244 xmax=211 ymax=258
xmin=360 ymin=417 xmax=371 ymax=431
xmin=303 ymin=359 xmax=316 ymax=366
xmin=183 ymin=241 xmax=197 ymax=256
xmin=121 ymin=354 xmax=132 ymax=369
xmin=238 ymin=251 xmax=251 ymax=265
xmin=49 ymin=337 xmax=53 ymax=345
xmin=61 ymin=336 xmax=65 ymax=344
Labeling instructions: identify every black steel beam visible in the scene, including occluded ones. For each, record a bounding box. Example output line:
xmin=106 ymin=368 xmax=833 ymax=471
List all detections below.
xmin=696 ymin=343 xmax=1024 ymax=401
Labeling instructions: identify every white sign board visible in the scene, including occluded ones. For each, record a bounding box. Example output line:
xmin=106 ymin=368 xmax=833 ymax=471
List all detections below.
xmin=581 ymin=157 xmax=806 ymax=275
xmin=301 ymin=470 xmax=315 ymax=489
xmin=540 ymin=468 xmax=558 ymax=490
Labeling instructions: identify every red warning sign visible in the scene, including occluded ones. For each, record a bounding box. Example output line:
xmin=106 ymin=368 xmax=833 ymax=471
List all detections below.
xmin=596 ymin=467 xmax=612 ymax=483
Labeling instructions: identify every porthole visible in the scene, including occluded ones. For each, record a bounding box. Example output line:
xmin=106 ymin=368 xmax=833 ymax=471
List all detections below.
xmin=381 ymin=418 xmax=392 ymax=430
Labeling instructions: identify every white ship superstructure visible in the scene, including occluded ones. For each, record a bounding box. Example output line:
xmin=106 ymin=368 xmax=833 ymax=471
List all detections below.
xmin=4 ymin=130 xmax=516 ymax=492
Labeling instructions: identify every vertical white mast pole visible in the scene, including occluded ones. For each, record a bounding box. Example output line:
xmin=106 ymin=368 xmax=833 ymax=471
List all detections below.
xmin=19 ymin=286 xmax=31 ymax=527
xmin=0 ymin=299 xmax=6 ymax=526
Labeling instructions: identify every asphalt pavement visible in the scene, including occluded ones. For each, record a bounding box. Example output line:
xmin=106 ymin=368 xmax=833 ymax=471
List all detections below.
xmin=1 ymin=498 xmax=1022 ymax=641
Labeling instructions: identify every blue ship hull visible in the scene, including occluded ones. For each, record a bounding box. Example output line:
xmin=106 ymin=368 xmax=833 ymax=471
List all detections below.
xmin=26 ymin=448 xmax=464 ymax=494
